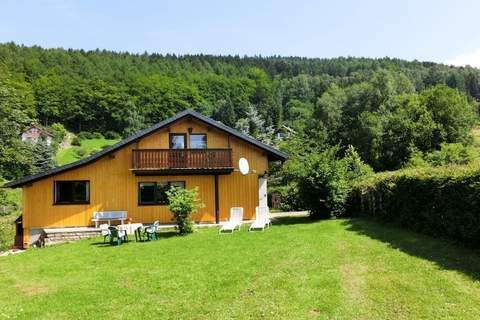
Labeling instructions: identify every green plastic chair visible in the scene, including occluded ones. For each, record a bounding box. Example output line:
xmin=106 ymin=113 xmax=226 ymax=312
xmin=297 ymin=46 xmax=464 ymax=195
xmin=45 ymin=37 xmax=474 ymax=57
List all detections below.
xmin=143 ymin=220 xmax=160 ymax=241
xmin=108 ymin=226 xmax=128 ymax=245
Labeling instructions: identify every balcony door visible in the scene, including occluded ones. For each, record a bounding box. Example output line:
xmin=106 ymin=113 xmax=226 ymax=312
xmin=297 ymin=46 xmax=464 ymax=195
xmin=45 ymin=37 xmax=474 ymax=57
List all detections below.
xmin=169 ymin=133 xmax=187 ymax=168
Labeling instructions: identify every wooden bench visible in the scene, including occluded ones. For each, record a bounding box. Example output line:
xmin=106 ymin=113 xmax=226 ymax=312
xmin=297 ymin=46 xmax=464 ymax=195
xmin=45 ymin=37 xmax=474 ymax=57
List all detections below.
xmin=92 ymin=211 xmax=127 ymax=228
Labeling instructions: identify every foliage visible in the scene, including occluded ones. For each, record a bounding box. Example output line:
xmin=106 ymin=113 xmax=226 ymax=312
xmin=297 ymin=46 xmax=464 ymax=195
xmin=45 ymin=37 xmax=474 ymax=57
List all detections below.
xmin=407 ymin=143 xmax=478 ymax=167
xmin=284 ymin=146 xmax=372 ymax=218
xmin=50 ymin=123 xmax=67 ymax=143
xmin=0 ymin=65 xmax=36 ymax=180
xmin=0 ymin=188 xmax=19 ymax=217
xmin=349 ymin=163 xmax=480 ymax=245
xmin=32 ymin=138 xmax=56 ymax=172
xmin=166 ymin=186 xmax=205 ymax=235
xmin=0 ymin=215 xmax=16 ymax=251
xmin=104 ymin=131 xmax=121 ymax=140
xmin=90 ymin=132 xmax=104 ymax=139
xmin=70 ymin=137 xmax=81 ymax=146
xmin=1 ymin=43 xmax=480 ymax=180
xmin=77 ymin=131 xmax=93 ymax=140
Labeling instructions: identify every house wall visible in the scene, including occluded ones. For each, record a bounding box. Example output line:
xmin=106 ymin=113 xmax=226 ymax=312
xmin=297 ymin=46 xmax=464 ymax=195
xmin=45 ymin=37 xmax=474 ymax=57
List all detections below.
xmin=22 ymin=118 xmax=269 ymax=247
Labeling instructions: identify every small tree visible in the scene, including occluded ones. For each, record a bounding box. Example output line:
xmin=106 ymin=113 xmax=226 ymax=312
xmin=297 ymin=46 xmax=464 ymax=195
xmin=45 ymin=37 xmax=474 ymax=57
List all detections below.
xmin=166 ymin=186 xmax=205 ymax=235
xmin=33 ymin=138 xmax=56 ymax=172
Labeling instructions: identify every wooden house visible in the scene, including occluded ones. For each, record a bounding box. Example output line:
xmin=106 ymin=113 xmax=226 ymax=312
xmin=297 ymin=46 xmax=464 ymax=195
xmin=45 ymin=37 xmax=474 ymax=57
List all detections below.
xmin=4 ymin=110 xmax=288 ymax=248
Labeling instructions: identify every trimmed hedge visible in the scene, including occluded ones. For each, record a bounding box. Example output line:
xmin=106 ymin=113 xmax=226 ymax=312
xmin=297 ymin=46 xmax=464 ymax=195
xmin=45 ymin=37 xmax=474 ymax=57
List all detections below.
xmin=349 ymin=164 xmax=480 ymax=245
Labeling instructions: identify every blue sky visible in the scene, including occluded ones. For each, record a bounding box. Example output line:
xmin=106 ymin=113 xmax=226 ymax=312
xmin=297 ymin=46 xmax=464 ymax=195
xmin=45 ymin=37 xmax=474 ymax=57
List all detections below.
xmin=1 ymin=0 xmax=480 ymax=66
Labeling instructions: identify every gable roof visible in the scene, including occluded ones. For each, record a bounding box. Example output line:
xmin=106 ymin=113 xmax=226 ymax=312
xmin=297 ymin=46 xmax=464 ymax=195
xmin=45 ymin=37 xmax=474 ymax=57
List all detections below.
xmin=4 ymin=109 xmax=288 ymax=188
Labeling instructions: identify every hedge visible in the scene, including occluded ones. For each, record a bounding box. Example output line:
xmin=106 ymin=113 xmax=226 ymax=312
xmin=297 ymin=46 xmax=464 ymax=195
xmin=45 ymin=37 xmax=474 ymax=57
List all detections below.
xmin=348 ymin=164 xmax=480 ymax=245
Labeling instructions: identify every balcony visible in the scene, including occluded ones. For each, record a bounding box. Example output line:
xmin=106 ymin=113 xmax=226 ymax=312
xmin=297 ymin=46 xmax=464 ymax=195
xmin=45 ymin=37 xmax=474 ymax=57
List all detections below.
xmin=131 ymin=149 xmax=234 ymax=175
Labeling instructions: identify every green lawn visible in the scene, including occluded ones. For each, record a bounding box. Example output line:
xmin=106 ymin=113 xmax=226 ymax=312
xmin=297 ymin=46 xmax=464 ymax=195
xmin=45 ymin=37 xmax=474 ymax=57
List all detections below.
xmin=1 ymin=217 xmax=480 ymax=319
xmin=55 ymin=138 xmax=120 ymax=165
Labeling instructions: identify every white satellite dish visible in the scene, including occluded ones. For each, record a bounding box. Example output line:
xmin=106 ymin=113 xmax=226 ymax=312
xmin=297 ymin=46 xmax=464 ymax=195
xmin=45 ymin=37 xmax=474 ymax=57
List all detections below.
xmin=239 ymin=157 xmax=249 ymax=175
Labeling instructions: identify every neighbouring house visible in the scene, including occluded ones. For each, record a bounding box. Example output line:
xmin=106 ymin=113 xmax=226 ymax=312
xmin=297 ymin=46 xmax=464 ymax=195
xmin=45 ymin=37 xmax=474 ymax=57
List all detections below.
xmin=5 ymin=110 xmax=288 ymax=248
xmin=21 ymin=126 xmax=54 ymax=146
xmin=274 ymin=125 xmax=296 ymax=141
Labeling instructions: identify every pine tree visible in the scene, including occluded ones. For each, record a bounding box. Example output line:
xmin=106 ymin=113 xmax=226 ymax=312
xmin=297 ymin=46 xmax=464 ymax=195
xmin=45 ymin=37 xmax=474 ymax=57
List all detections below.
xmin=33 ymin=138 xmax=56 ymax=173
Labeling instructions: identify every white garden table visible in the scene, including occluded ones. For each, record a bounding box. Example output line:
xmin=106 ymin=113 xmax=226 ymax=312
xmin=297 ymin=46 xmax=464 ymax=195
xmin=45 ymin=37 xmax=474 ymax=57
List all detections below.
xmin=118 ymin=223 xmax=144 ymax=241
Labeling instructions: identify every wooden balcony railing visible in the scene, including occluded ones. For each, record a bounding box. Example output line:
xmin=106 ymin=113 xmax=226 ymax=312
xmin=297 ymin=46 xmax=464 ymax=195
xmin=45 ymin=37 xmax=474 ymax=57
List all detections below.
xmin=132 ymin=149 xmax=233 ymax=171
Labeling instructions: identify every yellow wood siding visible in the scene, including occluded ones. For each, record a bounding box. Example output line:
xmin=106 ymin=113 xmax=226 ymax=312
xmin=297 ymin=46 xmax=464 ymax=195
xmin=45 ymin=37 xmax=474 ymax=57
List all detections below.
xmin=22 ymin=117 xmax=271 ymax=245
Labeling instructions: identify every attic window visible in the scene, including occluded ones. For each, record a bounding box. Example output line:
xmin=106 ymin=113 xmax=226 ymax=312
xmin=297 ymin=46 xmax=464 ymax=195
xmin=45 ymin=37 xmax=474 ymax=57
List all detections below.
xmin=189 ymin=134 xmax=207 ymax=149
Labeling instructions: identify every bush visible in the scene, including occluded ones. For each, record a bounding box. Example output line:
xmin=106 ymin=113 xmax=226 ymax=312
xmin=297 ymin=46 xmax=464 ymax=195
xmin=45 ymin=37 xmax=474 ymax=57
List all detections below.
xmin=105 ymin=131 xmax=121 ymax=140
xmin=406 ymin=143 xmax=478 ymax=168
xmin=75 ymin=147 xmax=88 ymax=158
xmin=89 ymin=148 xmax=101 ymax=156
xmin=71 ymin=137 xmax=81 ymax=146
xmin=349 ymin=164 xmax=480 ymax=246
xmin=296 ymin=149 xmax=351 ymax=219
xmin=166 ymin=186 xmax=205 ymax=235
xmin=51 ymin=123 xmax=67 ymax=143
xmin=91 ymin=132 xmax=104 ymax=139
xmin=0 ymin=189 xmax=18 ymax=216
xmin=289 ymin=146 xmax=371 ymax=219
xmin=425 ymin=143 xmax=477 ymax=166
xmin=77 ymin=131 xmax=92 ymax=140
xmin=0 ymin=215 xmax=15 ymax=251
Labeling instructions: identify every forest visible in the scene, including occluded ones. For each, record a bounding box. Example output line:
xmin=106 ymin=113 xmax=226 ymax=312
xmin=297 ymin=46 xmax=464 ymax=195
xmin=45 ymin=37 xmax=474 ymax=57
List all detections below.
xmin=0 ymin=42 xmax=479 ymax=217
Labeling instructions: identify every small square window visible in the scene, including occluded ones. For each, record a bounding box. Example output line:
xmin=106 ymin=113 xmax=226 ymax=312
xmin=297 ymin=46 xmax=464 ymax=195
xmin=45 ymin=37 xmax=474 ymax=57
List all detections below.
xmin=189 ymin=134 xmax=207 ymax=149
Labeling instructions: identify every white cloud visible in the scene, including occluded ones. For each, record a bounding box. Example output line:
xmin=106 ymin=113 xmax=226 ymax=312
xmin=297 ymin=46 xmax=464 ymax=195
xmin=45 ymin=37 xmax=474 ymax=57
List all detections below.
xmin=445 ymin=49 xmax=480 ymax=68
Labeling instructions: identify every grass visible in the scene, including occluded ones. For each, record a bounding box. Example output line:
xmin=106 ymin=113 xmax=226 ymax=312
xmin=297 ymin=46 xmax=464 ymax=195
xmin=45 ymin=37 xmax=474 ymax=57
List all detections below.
xmin=55 ymin=138 xmax=120 ymax=166
xmin=1 ymin=217 xmax=480 ymax=319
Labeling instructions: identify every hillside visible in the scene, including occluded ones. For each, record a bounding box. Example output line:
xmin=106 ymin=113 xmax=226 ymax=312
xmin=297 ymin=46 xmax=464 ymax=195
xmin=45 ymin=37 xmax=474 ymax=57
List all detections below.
xmin=1 ymin=42 xmax=479 ymax=180
xmin=55 ymin=138 xmax=120 ymax=166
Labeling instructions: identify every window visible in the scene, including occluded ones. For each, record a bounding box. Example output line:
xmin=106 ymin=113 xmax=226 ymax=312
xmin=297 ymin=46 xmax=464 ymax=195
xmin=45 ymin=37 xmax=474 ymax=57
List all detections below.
xmin=170 ymin=133 xmax=186 ymax=149
xmin=189 ymin=134 xmax=207 ymax=149
xmin=54 ymin=181 xmax=90 ymax=204
xmin=138 ymin=181 xmax=185 ymax=205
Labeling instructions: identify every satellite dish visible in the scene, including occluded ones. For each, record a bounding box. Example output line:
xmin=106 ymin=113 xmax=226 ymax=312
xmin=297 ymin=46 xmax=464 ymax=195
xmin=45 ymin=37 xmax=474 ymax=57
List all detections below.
xmin=239 ymin=157 xmax=249 ymax=175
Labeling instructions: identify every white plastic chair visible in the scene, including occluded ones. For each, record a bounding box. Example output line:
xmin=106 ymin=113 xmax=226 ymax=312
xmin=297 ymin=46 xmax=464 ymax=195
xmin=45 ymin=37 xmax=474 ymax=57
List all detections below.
xmin=99 ymin=223 xmax=110 ymax=243
xmin=219 ymin=207 xmax=244 ymax=234
xmin=249 ymin=207 xmax=270 ymax=231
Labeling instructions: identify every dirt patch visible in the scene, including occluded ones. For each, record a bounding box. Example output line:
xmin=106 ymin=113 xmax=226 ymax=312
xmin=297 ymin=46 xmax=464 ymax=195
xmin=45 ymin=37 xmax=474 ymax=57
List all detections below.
xmin=309 ymin=308 xmax=321 ymax=317
xmin=16 ymin=283 xmax=51 ymax=296
xmin=340 ymin=262 xmax=367 ymax=302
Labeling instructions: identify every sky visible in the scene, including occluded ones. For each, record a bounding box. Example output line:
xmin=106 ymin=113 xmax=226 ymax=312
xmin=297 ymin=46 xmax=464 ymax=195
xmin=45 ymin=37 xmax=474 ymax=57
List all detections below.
xmin=1 ymin=0 xmax=480 ymax=66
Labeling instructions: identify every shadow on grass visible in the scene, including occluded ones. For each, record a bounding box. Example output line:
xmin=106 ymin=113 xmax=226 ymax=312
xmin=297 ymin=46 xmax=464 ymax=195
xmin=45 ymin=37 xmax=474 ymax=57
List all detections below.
xmin=343 ymin=218 xmax=480 ymax=281
xmin=273 ymin=215 xmax=315 ymax=226
xmin=90 ymin=231 xmax=179 ymax=247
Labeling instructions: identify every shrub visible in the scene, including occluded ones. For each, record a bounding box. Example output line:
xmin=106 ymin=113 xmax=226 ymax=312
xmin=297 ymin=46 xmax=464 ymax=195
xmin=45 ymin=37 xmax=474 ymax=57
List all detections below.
xmin=166 ymin=186 xmax=205 ymax=235
xmin=406 ymin=143 xmax=477 ymax=168
xmin=0 ymin=189 xmax=18 ymax=217
xmin=77 ymin=131 xmax=92 ymax=140
xmin=425 ymin=143 xmax=477 ymax=166
xmin=89 ymin=148 xmax=101 ymax=156
xmin=279 ymin=146 xmax=372 ymax=219
xmin=51 ymin=123 xmax=67 ymax=143
xmin=349 ymin=164 xmax=480 ymax=246
xmin=0 ymin=215 xmax=15 ymax=251
xmin=75 ymin=147 xmax=88 ymax=158
xmin=91 ymin=132 xmax=104 ymax=139
xmin=105 ymin=131 xmax=121 ymax=140
xmin=296 ymin=149 xmax=352 ymax=219
xmin=71 ymin=137 xmax=81 ymax=146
